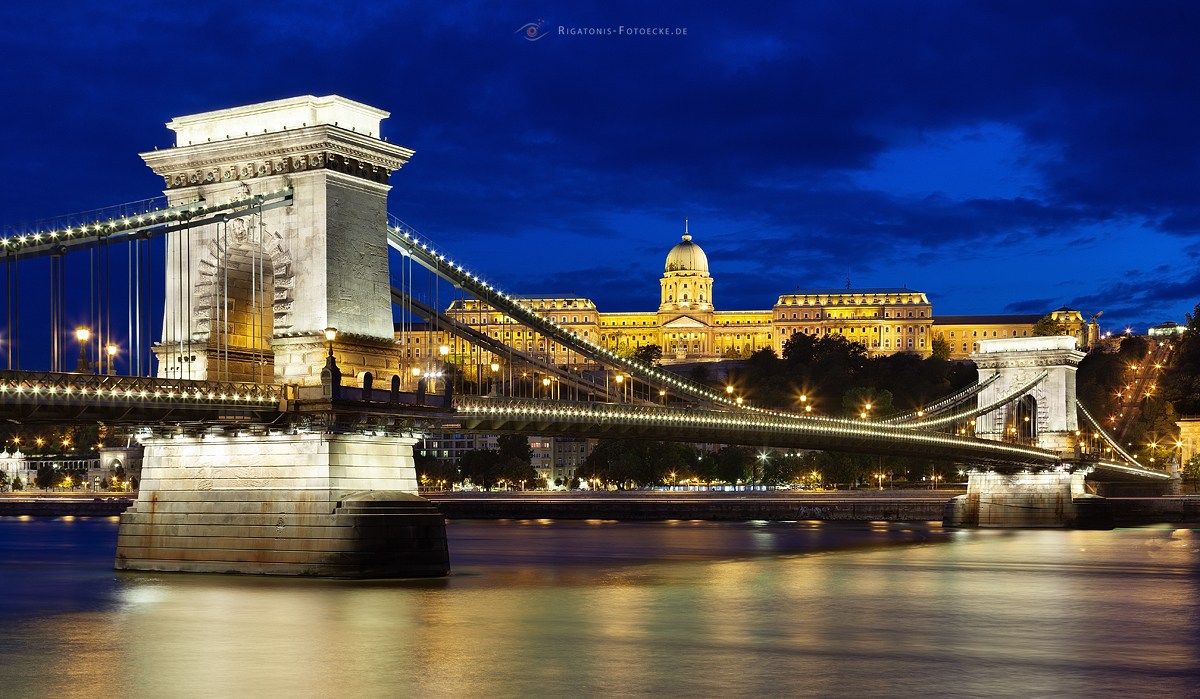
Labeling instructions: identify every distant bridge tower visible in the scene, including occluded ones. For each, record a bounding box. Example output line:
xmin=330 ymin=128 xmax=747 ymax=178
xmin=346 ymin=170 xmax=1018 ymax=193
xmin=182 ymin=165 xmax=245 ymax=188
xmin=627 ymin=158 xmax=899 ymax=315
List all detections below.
xmin=972 ymin=336 xmax=1084 ymax=453
xmin=947 ymin=335 xmax=1100 ymax=527
xmin=141 ymin=95 xmax=413 ymax=384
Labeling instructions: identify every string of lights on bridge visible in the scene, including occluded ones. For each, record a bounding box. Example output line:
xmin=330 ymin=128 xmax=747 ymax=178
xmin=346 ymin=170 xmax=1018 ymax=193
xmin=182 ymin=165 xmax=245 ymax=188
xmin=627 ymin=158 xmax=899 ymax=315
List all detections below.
xmin=0 ymin=376 xmax=279 ymax=404
xmin=452 ymin=398 xmax=1060 ymax=463
xmin=0 ymin=188 xmax=293 ymax=252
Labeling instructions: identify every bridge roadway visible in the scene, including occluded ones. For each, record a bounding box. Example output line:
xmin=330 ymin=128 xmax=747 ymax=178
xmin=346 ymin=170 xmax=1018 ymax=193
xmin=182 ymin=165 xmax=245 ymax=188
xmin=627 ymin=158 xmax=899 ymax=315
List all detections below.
xmin=0 ymin=369 xmax=1170 ymax=479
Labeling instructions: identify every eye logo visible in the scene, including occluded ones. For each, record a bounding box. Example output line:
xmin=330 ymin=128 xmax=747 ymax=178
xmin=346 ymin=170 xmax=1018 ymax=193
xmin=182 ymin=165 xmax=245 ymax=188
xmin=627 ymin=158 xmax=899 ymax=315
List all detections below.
xmin=516 ymin=20 xmax=546 ymax=41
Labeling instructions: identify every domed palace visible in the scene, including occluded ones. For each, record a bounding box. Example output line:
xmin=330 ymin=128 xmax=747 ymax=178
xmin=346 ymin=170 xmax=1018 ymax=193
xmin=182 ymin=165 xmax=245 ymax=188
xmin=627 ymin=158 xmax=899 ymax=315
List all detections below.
xmin=440 ymin=224 xmax=1087 ymax=364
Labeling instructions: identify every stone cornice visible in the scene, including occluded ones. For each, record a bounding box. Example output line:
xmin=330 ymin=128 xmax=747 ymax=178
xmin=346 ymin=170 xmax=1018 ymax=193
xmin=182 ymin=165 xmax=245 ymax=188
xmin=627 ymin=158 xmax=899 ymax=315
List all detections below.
xmin=140 ymin=125 xmax=414 ymax=191
xmin=974 ymin=348 xmax=1084 ymax=370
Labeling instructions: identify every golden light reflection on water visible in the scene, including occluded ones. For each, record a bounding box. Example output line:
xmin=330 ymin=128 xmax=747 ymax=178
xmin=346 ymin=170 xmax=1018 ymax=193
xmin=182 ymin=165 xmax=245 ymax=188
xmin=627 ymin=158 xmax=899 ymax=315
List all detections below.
xmin=2 ymin=521 xmax=1199 ymax=698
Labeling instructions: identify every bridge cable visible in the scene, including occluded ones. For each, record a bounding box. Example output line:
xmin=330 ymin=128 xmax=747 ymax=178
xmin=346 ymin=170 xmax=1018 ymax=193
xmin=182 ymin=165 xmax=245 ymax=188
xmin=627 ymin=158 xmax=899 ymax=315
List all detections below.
xmin=904 ymin=370 xmax=1049 ymax=430
xmin=883 ymin=373 xmax=1002 ymax=424
xmin=1076 ymin=399 xmax=1144 ymax=468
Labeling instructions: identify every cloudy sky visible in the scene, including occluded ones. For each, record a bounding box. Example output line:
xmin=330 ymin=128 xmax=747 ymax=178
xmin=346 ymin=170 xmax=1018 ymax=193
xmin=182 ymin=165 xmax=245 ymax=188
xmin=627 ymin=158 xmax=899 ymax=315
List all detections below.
xmin=2 ymin=0 xmax=1198 ymax=339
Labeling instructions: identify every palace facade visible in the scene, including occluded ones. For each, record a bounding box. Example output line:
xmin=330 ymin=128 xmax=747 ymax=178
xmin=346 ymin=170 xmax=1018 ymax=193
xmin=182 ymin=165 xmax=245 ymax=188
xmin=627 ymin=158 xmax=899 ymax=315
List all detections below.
xmin=433 ymin=229 xmax=1089 ymax=365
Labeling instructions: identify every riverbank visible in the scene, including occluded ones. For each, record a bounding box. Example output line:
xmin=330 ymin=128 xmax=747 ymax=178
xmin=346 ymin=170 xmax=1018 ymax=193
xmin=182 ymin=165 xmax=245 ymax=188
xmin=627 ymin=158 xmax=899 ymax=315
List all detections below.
xmin=428 ymin=491 xmax=1200 ymax=525
xmin=4 ymin=490 xmax=1198 ymax=525
xmin=0 ymin=496 xmax=134 ymax=517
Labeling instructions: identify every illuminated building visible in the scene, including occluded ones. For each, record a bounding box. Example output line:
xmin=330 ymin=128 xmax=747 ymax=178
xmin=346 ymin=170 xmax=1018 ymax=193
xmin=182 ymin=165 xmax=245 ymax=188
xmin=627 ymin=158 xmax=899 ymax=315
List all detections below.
xmin=932 ymin=308 xmax=1088 ymax=360
xmin=423 ymin=227 xmax=1088 ymax=366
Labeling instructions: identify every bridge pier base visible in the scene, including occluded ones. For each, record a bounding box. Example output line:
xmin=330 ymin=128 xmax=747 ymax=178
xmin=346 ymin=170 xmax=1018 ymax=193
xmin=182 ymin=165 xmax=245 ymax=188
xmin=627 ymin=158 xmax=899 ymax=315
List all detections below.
xmin=115 ymin=432 xmax=449 ymax=578
xmin=943 ymin=470 xmax=1113 ymax=529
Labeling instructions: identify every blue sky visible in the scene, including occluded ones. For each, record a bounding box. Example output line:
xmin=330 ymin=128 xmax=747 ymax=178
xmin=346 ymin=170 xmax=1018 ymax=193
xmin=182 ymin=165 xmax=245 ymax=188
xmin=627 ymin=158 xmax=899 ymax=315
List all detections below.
xmin=2 ymin=0 xmax=1198 ymax=345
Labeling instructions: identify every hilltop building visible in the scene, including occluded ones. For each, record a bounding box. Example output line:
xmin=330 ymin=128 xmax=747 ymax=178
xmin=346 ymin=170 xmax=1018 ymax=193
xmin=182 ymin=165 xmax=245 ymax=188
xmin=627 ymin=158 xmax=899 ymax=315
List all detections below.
xmin=431 ymin=227 xmax=1086 ymax=364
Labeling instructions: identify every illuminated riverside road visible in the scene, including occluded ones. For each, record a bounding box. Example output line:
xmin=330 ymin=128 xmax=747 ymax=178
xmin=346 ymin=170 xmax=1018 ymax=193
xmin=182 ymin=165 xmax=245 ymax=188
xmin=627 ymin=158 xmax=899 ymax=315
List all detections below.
xmin=2 ymin=517 xmax=1197 ymax=698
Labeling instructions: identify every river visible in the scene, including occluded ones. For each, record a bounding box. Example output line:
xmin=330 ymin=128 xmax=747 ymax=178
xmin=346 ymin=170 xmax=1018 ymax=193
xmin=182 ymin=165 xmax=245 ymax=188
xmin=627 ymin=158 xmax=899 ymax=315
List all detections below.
xmin=1 ymin=517 xmax=1197 ymax=698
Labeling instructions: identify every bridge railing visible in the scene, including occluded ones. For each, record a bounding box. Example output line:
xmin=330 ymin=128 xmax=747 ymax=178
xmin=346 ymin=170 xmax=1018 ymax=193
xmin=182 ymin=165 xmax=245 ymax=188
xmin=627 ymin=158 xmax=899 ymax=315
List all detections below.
xmin=0 ymin=371 xmax=282 ymax=404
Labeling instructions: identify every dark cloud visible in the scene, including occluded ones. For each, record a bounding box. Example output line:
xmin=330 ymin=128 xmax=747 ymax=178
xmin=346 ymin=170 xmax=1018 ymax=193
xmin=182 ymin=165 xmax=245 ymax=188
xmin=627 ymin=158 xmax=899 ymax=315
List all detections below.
xmin=0 ymin=0 xmax=1197 ymax=338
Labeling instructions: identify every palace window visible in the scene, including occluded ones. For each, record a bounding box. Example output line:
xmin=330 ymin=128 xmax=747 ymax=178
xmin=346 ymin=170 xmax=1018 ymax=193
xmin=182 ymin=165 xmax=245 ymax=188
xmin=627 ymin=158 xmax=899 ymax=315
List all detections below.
xmin=962 ymin=343 xmax=968 ymax=352
xmin=950 ymin=331 xmax=955 ymax=337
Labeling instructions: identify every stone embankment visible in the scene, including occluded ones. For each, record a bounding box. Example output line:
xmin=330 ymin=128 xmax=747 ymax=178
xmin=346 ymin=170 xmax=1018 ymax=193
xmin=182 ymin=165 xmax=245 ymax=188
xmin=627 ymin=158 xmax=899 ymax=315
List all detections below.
xmin=428 ymin=490 xmax=957 ymax=522
xmin=0 ymin=493 xmax=135 ymax=517
xmin=429 ymin=490 xmax=1200 ymax=525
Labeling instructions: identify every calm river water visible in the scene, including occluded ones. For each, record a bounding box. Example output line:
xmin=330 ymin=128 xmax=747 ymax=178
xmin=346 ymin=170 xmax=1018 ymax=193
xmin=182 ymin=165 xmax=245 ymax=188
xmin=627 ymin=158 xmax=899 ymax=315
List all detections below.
xmin=1 ymin=517 xmax=1198 ymax=698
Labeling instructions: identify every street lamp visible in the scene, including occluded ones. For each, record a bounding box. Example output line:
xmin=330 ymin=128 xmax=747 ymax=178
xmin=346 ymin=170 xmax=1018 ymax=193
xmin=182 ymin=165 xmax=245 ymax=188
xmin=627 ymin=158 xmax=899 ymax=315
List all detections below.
xmin=75 ymin=327 xmax=91 ymax=373
xmin=324 ymin=327 xmax=337 ymax=359
xmin=106 ymin=344 xmax=117 ymax=375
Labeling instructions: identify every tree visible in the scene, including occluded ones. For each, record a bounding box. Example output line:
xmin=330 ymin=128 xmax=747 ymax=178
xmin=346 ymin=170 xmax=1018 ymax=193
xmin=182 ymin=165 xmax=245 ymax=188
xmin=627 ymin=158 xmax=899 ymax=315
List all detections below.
xmin=415 ymin=450 xmax=459 ymax=488
xmin=1118 ymin=335 xmax=1150 ymax=362
xmin=497 ymin=456 xmax=537 ymax=488
xmin=0 ymin=470 xmax=8 ymax=490
xmin=841 ymin=387 xmax=895 ymax=418
xmin=760 ymin=453 xmax=809 ymax=486
xmin=458 ymin=449 xmax=501 ymax=489
xmin=1164 ymin=301 xmax=1200 ymax=414
xmin=694 ymin=453 xmax=719 ymax=484
xmin=715 ymin=446 xmax=749 ymax=484
xmin=497 ymin=434 xmax=533 ymax=465
xmin=931 ymin=335 xmax=952 ymax=360
xmin=11 ymin=475 xmax=23 ymax=491
xmin=1032 ymin=315 xmax=1068 ymax=336
xmin=34 ymin=464 xmax=56 ymax=490
xmin=632 ymin=344 xmax=663 ymax=367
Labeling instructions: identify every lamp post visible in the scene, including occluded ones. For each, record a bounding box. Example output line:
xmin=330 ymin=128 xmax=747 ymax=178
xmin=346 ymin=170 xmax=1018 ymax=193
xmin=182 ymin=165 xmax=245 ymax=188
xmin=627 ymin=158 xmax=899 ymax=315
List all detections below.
xmin=75 ymin=327 xmax=91 ymax=374
xmin=106 ymin=344 xmax=117 ymax=376
xmin=324 ymin=327 xmax=337 ymax=358
xmin=322 ymin=327 xmax=341 ymax=397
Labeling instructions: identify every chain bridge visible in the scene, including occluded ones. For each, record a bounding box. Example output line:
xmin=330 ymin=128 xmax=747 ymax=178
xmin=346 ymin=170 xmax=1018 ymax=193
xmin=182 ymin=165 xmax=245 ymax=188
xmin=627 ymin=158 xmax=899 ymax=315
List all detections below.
xmin=0 ymin=96 xmax=1173 ymax=577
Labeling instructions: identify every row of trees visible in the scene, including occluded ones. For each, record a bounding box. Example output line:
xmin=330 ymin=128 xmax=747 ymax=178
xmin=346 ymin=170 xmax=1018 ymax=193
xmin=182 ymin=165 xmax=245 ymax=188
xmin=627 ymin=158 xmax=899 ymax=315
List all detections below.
xmin=681 ymin=333 xmax=977 ymax=418
xmin=415 ymin=434 xmax=538 ymax=489
xmin=418 ymin=434 xmax=959 ymax=490
xmin=1073 ymin=302 xmax=1200 ymax=483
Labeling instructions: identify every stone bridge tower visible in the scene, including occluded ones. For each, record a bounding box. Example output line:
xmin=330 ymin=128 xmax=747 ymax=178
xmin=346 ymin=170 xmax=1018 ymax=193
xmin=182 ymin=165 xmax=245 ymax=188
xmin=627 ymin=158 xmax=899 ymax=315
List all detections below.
xmin=141 ymin=95 xmax=414 ymax=385
xmin=971 ymin=335 xmax=1084 ymax=454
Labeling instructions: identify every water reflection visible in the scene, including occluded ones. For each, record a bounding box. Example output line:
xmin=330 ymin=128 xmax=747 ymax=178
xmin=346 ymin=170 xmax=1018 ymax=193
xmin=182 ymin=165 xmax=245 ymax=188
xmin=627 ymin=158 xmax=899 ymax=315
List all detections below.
xmin=1 ymin=518 xmax=1198 ymax=698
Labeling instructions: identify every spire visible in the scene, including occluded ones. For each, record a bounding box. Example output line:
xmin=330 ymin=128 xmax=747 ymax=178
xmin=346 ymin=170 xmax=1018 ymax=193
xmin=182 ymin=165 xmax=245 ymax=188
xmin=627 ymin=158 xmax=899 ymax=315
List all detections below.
xmin=683 ymin=219 xmax=691 ymax=242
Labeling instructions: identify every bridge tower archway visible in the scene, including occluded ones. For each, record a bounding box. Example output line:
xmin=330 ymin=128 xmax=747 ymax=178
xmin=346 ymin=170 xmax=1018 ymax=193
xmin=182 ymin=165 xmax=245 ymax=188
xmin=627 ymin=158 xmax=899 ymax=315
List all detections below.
xmin=1015 ymin=395 xmax=1037 ymax=444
